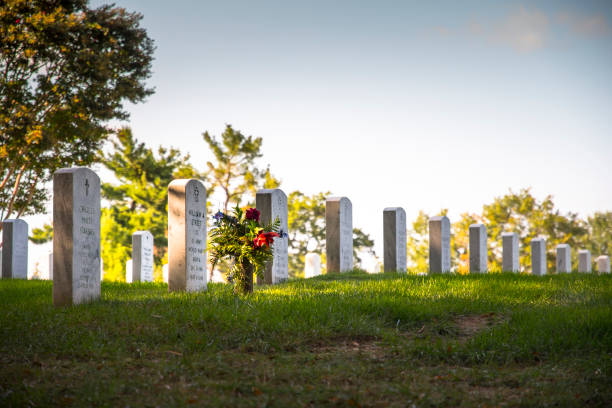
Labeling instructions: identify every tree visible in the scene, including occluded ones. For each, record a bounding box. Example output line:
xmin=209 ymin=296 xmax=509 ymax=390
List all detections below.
xmin=406 ymin=189 xmax=592 ymax=273
xmin=0 ymin=0 xmax=154 ymax=226
xmin=584 ymin=212 xmax=612 ymax=257
xmin=287 ymin=191 xmax=375 ymax=277
xmin=202 ymin=125 xmax=277 ymax=212
xmin=99 ymin=128 xmax=200 ymax=281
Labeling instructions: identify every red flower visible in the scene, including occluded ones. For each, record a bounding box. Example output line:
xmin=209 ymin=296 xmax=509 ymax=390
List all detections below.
xmin=245 ymin=207 xmax=260 ymax=222
xmin=253 ymin=231 xmax=279 ymax=248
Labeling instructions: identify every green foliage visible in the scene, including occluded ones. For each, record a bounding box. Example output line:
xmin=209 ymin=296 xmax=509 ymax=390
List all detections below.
xmin=586 ymin=212 xmax=612 ymax=256
xmin=287 ymin=191 xmax=375 ymax=277
xmin=406 ymin=189 xmax=602 ymax=273
xmin=208 ymin=206 xmax=282 ymax=293
xmin=1 ymin=273 xmax=611 ymax=406
xmin=99 ymin=128 xmax=200 ymax=281
xmin=29 ymin=222 xmax=52 ymax=243
xmin=203 ymin=125 xmax=277 ymax=211
xmin=0 ymin=0 xmax=154 ymax=224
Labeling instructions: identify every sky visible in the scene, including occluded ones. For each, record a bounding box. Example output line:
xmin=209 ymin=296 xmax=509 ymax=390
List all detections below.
xmin=21 ymin=0 xmax=612 ymax=275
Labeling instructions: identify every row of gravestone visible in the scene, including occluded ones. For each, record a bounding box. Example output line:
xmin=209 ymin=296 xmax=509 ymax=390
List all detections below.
xmin=1 ymin=168 xmax=610 ymax=306
xmin=425 ymin=216 xmax=610 ymax=274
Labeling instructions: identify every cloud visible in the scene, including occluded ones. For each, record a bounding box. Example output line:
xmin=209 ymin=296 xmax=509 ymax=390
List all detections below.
xmin=490 ymin=6 xmax=549 ymax=52
xmin=558 ymin=12 xmax=610 ymax=36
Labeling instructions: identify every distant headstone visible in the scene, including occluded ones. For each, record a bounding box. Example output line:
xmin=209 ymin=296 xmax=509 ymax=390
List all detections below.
xmin=383 ymin=207 xmax=407 ymax=273
xmin=168 ymin=179 xmax=207 ymax=292
xmin=304 ymin=253 xmax=322 ymax=278
xmin=162 ymin=263 xmax=168 ymax=283
xmin=48 ymin=251 xmax=53 ymax=280
xmin=132 ymin=230 xmax=154 ymax=282
xmin=556 ymin=244 xmax=571 ymax=273
xmin=429 ymin=216 xmax=451 ymax=273
xmin=326 ymin=197 xmax=353 ymax=273
xmin=469 ymin=223 xmax=487 ymax=273
xmin=53 ymin=167 xmax=101 ymax=306
xmin=596 ymin=255 xmax=610 ymax=274
xmin=501 ymin=232 xmax=519 ymax=272
xmin=125 ymin=259 xmax=133 ymax=283
xmin=530 ymin=237 xmax=547 ymax=276
xmin=578 ymin=250 xmax=591 ymax=273
xmin=256 ymin=189 xmax=289 ymax=284
xmin=1 ymin=219 xmax=28 ymax=279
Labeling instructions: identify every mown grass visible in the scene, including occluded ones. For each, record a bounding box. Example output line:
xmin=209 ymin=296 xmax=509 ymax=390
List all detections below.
xmin=1 ymin=271 xmax=611 ymax=407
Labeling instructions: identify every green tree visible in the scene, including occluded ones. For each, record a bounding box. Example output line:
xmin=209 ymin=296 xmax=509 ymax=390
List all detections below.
xmin=0 ymin=0 xmax=154 ymax=227
xmin=585 ymin=212 xmax=612 ymax=257
xmin=203 ymin=125 xmax=279 ymax=212
xmin=481 ymin=189 xmax=587 ymax=272
xmin=99 ymin=128 xmax=200 ymax=281
xmin=406 ymin=189 xmax=592 ymax=274
xmin=287 ymin=191 xmax=375 ymax=277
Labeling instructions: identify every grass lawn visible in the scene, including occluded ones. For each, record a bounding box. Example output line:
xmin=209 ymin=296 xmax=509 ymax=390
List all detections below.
xmin=1 ymin=271 xmax=611 ymax=407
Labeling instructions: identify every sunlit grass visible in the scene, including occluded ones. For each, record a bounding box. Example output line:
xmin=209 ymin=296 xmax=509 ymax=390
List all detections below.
xmin=1 ymin=271 xmax=611 ymax=406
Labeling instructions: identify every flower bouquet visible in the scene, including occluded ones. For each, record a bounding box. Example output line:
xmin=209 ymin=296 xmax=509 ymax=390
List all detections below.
xmin=209 ymin=205 xmax=286 ymax=294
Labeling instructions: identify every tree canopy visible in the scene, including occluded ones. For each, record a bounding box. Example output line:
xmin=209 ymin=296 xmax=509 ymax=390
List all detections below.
xmin=0 ymin=0 xmax=154 ymax=225
xmin=99 ymin=128 xmax=200 ymax=281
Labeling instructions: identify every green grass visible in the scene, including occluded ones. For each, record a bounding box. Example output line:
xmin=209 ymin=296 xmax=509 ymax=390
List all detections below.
xmin=1 ymin=271 xmax=611 ymax=407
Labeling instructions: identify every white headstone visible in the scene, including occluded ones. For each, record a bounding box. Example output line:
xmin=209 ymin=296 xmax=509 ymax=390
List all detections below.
xmin=383 ymin=207 xmax=407 ymax=273
xmin=162 ymin=263 xmax=168 ymax=283
xmin=469 ymin=223 xmax=487 ymax=273
xmin=132 ymin=230 xmax=154 ymax=282
xmin=256 ymin=189 xmax=289 ymax=284
xmin=52 ymin=167 xmax=101 ymax=306
xmin=48 ymin=251 xmax=53 ymax=280
xmin=596 ymin=255 xmax=610 ymax=274
xmin=168 ymin=179 xmax=207 ymax=292
xmin=578 ymin=250 xmax=591 ymax=273
xmin=556 ymin=244 xmax=571 ymax=273
xmin=326 ymin=197 xmax=353 ymax=273
xmin=125 ymin=259 xmax=133 ymax=283
xmin=1 ymin=219 xmax=28 ymax=279
xmin=429 ymin=216 xmax=451 ymax=273
xmin=304 ymin=253 xmax=322 ymax=278
xmin=501 ymin=232 xmax=519 ymax=272
xmin=531 ymin=237 xmax=547 ymax=276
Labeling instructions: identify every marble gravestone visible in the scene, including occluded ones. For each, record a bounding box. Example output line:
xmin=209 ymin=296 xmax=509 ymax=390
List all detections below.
xmin=578 ymin=250 xmax=591 ymax=273
xmin=168 ymin=179 xmax=207 ymax=292
xmin=48 ymin=251 xmax=53 ymax=280
xmin=383 ymin=207 xmax=407 ymax=273
xmin=125 ymin=259 xmax=133 ymax=283
xmin=502 ymin=232 xmax=520 ymax=272
xmin=596 ymin=255 xmax=610 ymax=274
xmin=304 ymin=253 xmax=321 ymax=278
xmin=162 ymin=264 xmax=169 ymax=283
xmin=429 ymin=216 xmax=451 ymax=273
xmin=53 ymin=167 xmax=101 ymax=306
xmin=256 ymin=189 xmax=289 ymax=284
xmin=326 ymin=197 xmax=353 ymax=273
xmin=530 ymin=237 xmax=547 ymax=276
xmin=469 ymin=223 xmax=487 ymax=273
xmin=556 ymin=244 xmax=571 ymax=273
xmin=1 ymin=219 xmax=28 ymax=279
xmin=132 ymin=231 xmax=154 ymax=282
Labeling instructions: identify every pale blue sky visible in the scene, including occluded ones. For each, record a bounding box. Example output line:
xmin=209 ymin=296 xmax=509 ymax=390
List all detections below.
xmin=27 ymin=1 xmax=612 ymax=272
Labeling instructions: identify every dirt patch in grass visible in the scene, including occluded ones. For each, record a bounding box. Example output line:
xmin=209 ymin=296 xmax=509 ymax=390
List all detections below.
xmin=306 ymin=336 xmax=388 ymax=359
xmin=453 ymin=312 xmax=506 ymax=341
